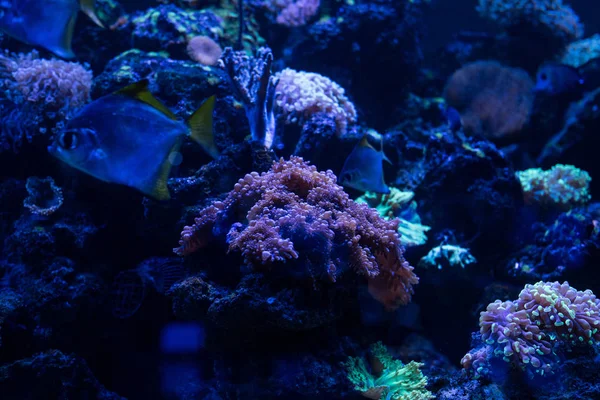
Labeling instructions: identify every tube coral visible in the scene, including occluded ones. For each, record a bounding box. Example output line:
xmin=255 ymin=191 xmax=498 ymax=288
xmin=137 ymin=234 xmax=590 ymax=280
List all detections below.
xmin=175 ymin=157 xmax=418 ymax=310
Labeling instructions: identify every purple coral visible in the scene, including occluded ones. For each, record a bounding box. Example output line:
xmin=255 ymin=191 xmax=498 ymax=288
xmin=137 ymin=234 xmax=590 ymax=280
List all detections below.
xmin=462 ymin=281 xmax=600 ymax=377
xmin=275 ymin=68 xmax=357 ymax=137
xmin=0 ymin=50 xmax=92 ymax=152
xmin=269 ymin=0 xmax=321 ymax=27
xmin=0 ymin=50 xmax=92 ymax=110
xmin=175 ymin=157 xmax=418 ymax=310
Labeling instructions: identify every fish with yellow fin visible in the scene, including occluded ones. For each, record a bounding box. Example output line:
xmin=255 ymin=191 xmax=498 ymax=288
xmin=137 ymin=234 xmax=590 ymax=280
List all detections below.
xmin=338 ymin=136 xmax=391 ymax=194
xmin=48 ymin=79 xmax=219 ymax=201
xmin=0 ymin=0 xmax=104 ymax=58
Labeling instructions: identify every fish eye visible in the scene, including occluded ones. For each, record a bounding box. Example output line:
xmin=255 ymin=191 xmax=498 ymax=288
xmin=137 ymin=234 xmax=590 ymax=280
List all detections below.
xmin=540 ymin=73 xmax=548 ymax=81
xmin=58 ymin=131 xmax=78 ymax=150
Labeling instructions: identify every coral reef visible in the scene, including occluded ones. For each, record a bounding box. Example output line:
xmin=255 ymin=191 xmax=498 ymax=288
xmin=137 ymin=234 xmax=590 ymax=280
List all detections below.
xmin=0 ymin=0 xmax=599 ymax=397
xmin=506 ymin=207 xmax=600 ymax=281
xmin=176 ymin=156 xmax=418 ymax=310
xmin=462 ymin=281 xmax=600 ymax=377
xmin=418 ymin=245 xmax=477 ymax=270
xmin=275 ymin=68 xmax=357 ymax=137
xmin=344 ymin=341 xmax=434 ymax=400
xmin=516 ymin=164 xmax=591 ymax=210
xmin=356 ymin=188 xmax=430 ymax=247
xmin=0 ymin=51 xmax=92 ymax=152
xmin=219 ymin=47 xmax=278 ymax=149
xmin=561 ymin=34 xmax=600 ymax=68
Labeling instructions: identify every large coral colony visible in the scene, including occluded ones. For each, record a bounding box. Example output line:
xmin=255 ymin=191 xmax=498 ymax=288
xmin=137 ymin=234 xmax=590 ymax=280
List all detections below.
xmin=1 ymin=0 xmax=600 ymax=399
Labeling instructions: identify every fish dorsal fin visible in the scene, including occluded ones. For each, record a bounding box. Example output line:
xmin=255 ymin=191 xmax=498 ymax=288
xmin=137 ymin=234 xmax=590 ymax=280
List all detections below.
xmin=115 ymin=80 xmax=178 ymax=121
xmin=56 ymin=13 xmax=78 ymax=59
xmin=379 ymin=139 xmax=392 ymax=165
xmin=187 ymin=96 xmax=219 ymax=159
xmin=148 ymin=140 xmax=181 ymax=201
xmin=79 ymin=0 xmax=105 ymax=28
xmin=359 ymin=135 xmax=375 ymax=150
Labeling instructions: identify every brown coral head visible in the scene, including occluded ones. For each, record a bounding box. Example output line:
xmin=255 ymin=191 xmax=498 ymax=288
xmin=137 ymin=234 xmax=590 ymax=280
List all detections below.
xmin=444 ymin=61 xmax=534 ymax=140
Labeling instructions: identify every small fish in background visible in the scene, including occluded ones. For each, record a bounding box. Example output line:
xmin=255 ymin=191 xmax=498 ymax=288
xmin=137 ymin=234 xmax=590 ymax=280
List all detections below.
xmin=338 ymin=135 xmax=391 ymax=194
xmin=111 ymin=258 xmax=188 ymax=319
xmin=48 ymin=79 xmax=219 ymax=201
xmin=0 ymin=0 xmax=104 ymax=59
xmin=534 ymin=63 xmax=585 ymax=96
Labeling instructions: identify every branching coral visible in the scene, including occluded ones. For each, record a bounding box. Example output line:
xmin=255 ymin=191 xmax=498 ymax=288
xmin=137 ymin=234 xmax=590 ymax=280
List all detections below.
xmin=443 ymin=61 xmax=534 ymax=140
xmin=344 ymin=342 xmax=434 ymax=400
xmin=175 ymin=157 xmax=418 ymax=310
xmin=477 ymin=0 xmax=583 ymax=45
xmin=356 ymin=188 xmax=430 ymax=247
xmin=23 ymin=177 xmax=64 ymax=217
xmin=462 ymin=281 xmax=600 ymax=377
xmin=275 ymin=68 xmax=357 ymax=137
xmin=516 ymin=164 xmax=591 ymax=210
xmin=219 ymin=47 xmax=278 ymax=149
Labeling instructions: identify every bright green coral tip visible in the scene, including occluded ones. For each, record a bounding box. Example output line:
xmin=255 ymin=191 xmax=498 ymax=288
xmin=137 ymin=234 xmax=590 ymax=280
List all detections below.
xmin=344 ymin=342 xmax=434 ymax=400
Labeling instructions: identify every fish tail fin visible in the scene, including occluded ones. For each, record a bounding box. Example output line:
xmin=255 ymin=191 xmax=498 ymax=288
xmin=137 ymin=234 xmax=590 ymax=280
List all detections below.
xmin=380 ymin=138 xmax=392 ymax=165
xmin=80 ymin=0 xmax=105 ymax=28
xmin=187 ymin=96 xmax=219 ymax=159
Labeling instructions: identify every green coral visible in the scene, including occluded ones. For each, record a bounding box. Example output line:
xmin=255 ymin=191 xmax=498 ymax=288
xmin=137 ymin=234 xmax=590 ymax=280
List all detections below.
xmin=561 ymin=34 xmax=600 ymax=68
xmin=516 ymin=164 xmax=591 ymax=210
xmin=356 ymin=188 xmax=430 ymax=247
xmin=418 ymin=245 xmax=476 ymax=270
xmin=344 ymin=342 xmax=434 ymax=400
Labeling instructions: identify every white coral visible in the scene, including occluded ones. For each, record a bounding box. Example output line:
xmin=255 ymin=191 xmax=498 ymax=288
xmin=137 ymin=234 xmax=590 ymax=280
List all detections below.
xmin=274 ymin=68 xmax=357 ymax=136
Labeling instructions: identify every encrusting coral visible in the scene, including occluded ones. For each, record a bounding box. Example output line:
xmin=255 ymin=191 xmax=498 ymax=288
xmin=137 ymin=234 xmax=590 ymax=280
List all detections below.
xmin=175 ymin=157 xmax=419 ymax=310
